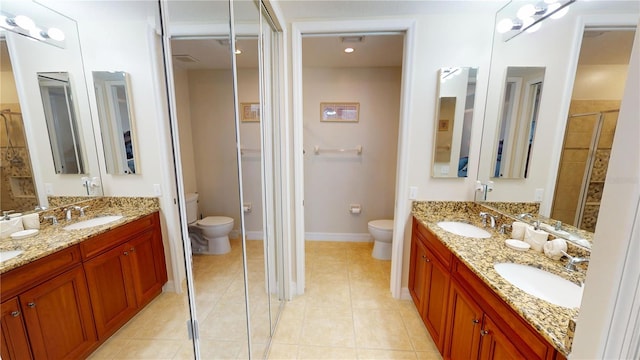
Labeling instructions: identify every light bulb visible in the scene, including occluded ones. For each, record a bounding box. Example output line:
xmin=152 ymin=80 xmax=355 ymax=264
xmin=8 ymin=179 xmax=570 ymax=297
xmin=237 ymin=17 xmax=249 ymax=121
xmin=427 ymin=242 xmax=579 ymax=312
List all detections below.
xmin=517 ymin=4 xmax=536 ymax=20
xmin=496 ymin=18 xmax=515 ymax=33
xmin=522 ymin=17 xmax=535 ymax=29
xmin=14 ymin=15 xmax=35 ymax=30
xmin=47 ymin=27 xmax=65 ymax=41
xmin=234 ymin=49 xmax=242 ymax=54
xmin=526 ymin=22 xmax=542 ymax=33
xmin=550 ymin=5 xmax=570 ymax=19
xmin=344 ymin=47 xmax=355 ymax=53
xmin=547 ymin=3 xmax=561 ymax=14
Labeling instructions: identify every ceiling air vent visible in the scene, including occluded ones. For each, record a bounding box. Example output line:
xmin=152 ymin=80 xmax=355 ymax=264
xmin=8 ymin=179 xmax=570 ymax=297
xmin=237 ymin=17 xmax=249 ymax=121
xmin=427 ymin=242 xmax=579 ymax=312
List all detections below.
xmin=173 ymin=54 xmax=199 ymax=63
xmin=341 ymin=36 xmax=364 ymax=43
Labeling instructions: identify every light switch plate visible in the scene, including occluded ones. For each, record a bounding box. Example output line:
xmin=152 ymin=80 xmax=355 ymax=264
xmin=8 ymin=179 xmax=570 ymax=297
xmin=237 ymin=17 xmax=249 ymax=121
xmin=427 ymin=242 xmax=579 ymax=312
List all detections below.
xmin=534 ymin=188 xmax=544 ymax=201
xmin=45 ymin=183 xmax=54 ymax=195
xmin=409 ymin=186 xmax=418 ymax=200
xmin=153 ymin=184 xmax=162 ymax=196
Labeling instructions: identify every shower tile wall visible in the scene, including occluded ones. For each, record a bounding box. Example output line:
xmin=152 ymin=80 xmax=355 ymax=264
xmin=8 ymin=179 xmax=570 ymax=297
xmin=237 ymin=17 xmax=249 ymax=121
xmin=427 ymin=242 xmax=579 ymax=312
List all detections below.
xmin=0 ymin=104 xmax=38 ymax=212
xmin=552 ymin=100 xmax=619 ymax=230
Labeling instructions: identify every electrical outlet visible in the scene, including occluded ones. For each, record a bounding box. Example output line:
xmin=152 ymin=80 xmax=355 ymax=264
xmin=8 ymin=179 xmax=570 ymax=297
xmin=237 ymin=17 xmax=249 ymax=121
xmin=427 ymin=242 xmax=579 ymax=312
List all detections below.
xmin=409 ymin=186 xmax=418 ymax=200
xmin=45 ymin=183 xmax=54 ymax=195
xmin=153 ymin=184 xmax=162 ymax=196
xmin=534 ymin=188 xmax=544 ymax=202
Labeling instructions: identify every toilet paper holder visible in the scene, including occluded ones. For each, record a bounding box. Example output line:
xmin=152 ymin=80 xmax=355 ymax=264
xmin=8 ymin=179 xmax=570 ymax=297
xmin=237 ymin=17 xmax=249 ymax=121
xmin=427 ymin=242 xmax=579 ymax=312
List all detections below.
xmin=243 ymin=203 xmax=252 ymax=213
xmin=349 ymin=204 xmax=361 ymax=215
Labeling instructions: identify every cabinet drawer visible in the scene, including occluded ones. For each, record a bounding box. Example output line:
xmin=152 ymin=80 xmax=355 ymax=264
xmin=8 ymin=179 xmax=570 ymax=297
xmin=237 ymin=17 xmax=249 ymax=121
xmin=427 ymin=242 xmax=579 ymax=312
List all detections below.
xmin=1 ymin=245 xmax=81 ymax=301
xmin=452 ymin=259 xmax=554 ymax=360
xmin=414 ymin=218 xmax=452 ymax=269
xmin=80 ymin=212 xmax=159 ymax=260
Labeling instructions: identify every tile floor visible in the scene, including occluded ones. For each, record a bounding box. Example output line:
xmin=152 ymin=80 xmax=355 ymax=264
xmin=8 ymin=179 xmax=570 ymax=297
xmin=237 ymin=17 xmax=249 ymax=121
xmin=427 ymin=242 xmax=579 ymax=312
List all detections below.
xmin=268 ymin=241 xmax=441 ymax=359
xmin=88 ymin=240 xmax=441 ymax=359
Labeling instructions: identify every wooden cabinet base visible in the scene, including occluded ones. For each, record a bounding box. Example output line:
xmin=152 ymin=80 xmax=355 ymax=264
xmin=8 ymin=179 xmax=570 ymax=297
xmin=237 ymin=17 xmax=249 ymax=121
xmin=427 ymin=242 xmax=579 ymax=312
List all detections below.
xmin=411 ymin=217 xmax=562 ymax=360
xmin=0 ymin=212 xmax=167 ymax=359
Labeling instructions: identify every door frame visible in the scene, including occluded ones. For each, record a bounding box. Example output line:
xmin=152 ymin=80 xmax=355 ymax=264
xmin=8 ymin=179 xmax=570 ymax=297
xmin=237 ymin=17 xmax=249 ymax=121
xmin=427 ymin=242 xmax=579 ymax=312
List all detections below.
xmin=291 ymin=18 xmax=416 ymax=298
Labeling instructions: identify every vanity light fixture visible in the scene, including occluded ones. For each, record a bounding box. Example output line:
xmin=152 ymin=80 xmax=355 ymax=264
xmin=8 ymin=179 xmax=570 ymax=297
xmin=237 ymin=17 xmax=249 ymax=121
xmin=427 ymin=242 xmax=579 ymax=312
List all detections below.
xmin=497 ymin=0 xmax=575 ymax=41
xmin=0 ymin=11 xmax=66 ymax=48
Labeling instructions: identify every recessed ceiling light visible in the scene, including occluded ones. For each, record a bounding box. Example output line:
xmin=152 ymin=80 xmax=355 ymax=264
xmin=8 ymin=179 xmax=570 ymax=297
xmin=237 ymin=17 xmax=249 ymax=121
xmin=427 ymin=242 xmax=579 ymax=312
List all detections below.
xmin=344 ymin=47 xmax=355 ymax=53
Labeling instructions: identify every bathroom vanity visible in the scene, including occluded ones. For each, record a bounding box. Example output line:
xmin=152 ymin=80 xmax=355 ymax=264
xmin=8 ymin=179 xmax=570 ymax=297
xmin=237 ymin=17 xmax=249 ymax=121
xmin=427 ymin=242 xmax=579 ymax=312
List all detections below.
xmin=410 ymin=201 xmax=586 ymax=360
xmin=0 ymin=199 xmax=166 ymax=360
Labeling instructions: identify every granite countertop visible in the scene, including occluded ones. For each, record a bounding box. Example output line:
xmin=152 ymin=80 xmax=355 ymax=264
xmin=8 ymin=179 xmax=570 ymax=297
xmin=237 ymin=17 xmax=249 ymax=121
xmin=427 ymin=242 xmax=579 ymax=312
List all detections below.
xmin=412 ymin=201 xmax=586 ymax=357
xmin=0 ymin=197 xmax=160 ymax=274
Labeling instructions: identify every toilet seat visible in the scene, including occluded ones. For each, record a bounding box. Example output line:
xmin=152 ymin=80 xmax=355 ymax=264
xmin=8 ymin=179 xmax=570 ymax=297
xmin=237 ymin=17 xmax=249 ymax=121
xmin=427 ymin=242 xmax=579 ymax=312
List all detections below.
xmin=197 ymin=216 xmax=234 ymax=227
xmin=368 ymin=219 xmax=394 ymax=231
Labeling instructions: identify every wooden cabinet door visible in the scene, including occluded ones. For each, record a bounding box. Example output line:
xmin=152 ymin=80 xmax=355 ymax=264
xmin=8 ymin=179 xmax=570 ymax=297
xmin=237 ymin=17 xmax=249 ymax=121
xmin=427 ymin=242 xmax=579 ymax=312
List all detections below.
xmin=1 ymin=297 xmax=33 ymax=360
xmin=423 ymin=247 xmax=450 ymax=353
xmin=20 ymin=266 xmax=97 ymax=360
xmin=445 ymin=281 xmax=483 ymax=360
xmin=409 ymin=235 xmax=429 ymax=313
xmin=479 ymin=315 xmax=527 ymax=360
xmin=128 ymin=229 xmax=165 ymax=307
xmin=84 ymin=244 xmax=137 ymax=339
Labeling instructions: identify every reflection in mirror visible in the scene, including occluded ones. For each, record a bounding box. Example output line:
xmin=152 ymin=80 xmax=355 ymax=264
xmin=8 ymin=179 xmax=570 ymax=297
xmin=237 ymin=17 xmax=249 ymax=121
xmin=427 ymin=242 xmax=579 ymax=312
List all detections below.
xmin=37 ymin=72 xmax=85 ymax=174
xmin=492 ymin=66 xmax=544 ymax=179
xmin=93 ymin=71 xmax=137 ymax=174
xmin=2 ymin=0 xmax=104 ymax=212
xmin=432 ymin=67 xmax=477 ymax=178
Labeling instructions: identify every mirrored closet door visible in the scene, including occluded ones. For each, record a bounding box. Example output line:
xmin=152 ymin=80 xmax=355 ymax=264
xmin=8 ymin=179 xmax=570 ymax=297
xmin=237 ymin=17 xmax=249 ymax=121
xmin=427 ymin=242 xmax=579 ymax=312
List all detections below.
xmin=162 ymin=0 xmax=284 ymax=358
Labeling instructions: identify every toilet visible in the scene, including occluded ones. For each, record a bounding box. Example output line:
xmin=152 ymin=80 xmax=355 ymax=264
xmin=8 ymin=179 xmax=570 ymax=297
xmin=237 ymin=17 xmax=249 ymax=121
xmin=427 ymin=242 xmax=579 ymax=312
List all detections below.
xmin=185 ymin=193 xmax=233 ymax=255
xmin=368 ymin=219 xmax=394 ymax=260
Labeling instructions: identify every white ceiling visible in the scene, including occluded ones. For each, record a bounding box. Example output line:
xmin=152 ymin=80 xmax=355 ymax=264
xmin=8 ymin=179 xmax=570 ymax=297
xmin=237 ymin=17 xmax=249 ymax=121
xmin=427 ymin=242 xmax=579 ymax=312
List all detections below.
xmin=302 ymin=34 xmax=404 ymax=68
xmin=579 ymin=30 xmax=636 ymax=65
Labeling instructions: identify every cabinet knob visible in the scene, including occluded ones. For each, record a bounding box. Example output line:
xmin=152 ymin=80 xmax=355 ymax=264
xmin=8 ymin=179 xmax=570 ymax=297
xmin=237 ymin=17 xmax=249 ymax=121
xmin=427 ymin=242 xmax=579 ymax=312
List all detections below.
xmin=480 ymin=329 xmax=489 ymax=336
xmin=124 ymin=251 xmax=129 ymax=256
xmin=27 ymin=302 xmax=35 ymax=308
xmin=472 ymin=319 xmax=479 ymax=324
xmin=10 ymin=310 xmax=20 ymax=317
xmin=421 ymin=255 xmax=426 ymax=259
xmin=130 ymin=247 xmax=135 ymax=253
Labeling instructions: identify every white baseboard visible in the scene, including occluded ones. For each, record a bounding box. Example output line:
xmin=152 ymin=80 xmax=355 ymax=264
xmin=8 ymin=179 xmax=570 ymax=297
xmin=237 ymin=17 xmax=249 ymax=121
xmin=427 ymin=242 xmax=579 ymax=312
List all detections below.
xmin=400 ymin=287 xmax=412 ymax=300
xmin=162 ymin=280 xmax=177 ymax=293
xmin=305 ymin=232 xmax=373 ymax=242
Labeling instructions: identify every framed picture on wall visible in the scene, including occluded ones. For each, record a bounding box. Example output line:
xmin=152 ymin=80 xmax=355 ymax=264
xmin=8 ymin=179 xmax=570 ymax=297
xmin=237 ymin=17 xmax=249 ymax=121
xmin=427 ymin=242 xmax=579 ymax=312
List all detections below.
xmin=320 ymin=102 xmax=359 ymax=122
xmin=438 ymin=119 xmax=449 ymax=131
xmin=241 ymin=103 xmax=260 ymax=122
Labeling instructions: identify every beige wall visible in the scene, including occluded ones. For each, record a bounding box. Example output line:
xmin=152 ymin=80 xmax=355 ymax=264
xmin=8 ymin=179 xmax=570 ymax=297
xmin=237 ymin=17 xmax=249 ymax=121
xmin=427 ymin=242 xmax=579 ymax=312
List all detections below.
xmin=302 ymin=66 xmax=401 ymax=236
xmin=173 ymin=66 xmax=198 ymax=195
xmin=182 ymin=68 xmax=263 ymax=234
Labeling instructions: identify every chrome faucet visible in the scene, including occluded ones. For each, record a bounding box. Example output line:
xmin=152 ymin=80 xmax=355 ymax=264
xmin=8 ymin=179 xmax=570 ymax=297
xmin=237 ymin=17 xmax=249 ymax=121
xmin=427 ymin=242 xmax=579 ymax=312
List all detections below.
xmin=1 ymin=210 xmax=14 ymax=221
xmin=44 ymin=215 xmax=58 ymax=225
xmin=518 ymin=213 xmax=540 ymax=230
xmin=479 ymin=212 xmax=498 ymax=228
xmin=64 ymin=206 xmax=83 ymax=221
xmin=499 ymin=223 xmax=512 ymax=235
xmin=561 ymin=250 xmax=590 ymax=271
xmin=78 ymin=206 xmax=89 ymax=217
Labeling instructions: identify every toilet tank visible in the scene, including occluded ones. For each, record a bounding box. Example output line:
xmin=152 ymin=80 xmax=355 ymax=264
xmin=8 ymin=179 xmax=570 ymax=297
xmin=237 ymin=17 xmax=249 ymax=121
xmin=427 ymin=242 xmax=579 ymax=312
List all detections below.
xmin=185 ymin=193 xmax=199 ymax=223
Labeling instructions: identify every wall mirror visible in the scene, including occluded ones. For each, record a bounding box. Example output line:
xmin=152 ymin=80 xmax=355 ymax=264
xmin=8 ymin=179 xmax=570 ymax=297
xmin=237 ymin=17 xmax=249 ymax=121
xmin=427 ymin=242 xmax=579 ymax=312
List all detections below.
xmin=476 ymin=0 xmax=638 ymax=250
xmin=432 ymin=67 xmax=477 ymax=178
xmin=93 ymin=71 xmax=137 ymax=174
xmin=492 ymin=66 xmax=545 ymax=179
xmin=37 ymin=72 xmax=85 ymax=174
xmin=1 ymin=0 xmax=103 ymax=214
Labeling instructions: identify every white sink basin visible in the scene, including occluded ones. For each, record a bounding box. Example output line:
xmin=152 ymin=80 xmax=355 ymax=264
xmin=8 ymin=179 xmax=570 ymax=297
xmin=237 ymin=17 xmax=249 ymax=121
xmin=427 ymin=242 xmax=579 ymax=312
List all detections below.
xmin=0 ymin=250 xmax=24 ymax=262
xmin=437 ymin=221 xmax=491 ymax=238
xmin=494 ymin=263 xmax=583 ymax=308
xmin=63 ymin=215 xmax=124 ymax=230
